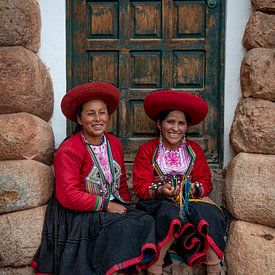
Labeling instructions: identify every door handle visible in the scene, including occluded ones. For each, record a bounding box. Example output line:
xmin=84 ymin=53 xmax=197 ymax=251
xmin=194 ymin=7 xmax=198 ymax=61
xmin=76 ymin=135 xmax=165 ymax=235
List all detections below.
xmin=207 ymin=0 xmax=218 ymax=9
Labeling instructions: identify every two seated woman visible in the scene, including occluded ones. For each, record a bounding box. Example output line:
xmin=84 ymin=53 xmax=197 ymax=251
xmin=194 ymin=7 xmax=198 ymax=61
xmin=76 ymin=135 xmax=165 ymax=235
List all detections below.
xmin=32 ymin=83 xmax=226 ymax=275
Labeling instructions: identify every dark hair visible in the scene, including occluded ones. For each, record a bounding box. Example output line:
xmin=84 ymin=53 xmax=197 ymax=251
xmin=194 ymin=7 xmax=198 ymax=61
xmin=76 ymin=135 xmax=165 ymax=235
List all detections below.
xmin=76 ymin=104 xmax=83 ymax=117
xmin=157 ymin=110 xmax=191 ymax=125
xmin=73 ymin=104 xmax=84 ymax=134
xmin=157 ymin=110 xmax=173 ymax=124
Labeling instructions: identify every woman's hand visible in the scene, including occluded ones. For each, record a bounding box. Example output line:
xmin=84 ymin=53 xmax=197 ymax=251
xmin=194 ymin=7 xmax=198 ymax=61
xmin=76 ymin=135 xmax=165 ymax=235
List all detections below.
xmin=190 ymin=182 xmax=203 ymax=198
xmin=106 ymin=201 xmax=127 ymax=215
xmin=158 ymin=183 xmax=179 ymax=197
xmin=190 ymin=182 xmax=196 ymax=195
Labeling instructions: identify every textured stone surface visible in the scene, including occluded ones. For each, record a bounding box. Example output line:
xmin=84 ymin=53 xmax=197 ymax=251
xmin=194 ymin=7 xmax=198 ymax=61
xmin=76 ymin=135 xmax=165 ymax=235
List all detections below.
xmin=243 ymin=11 xmax=275 ymax=50
xmin=0 ymin=206 xmax=46 ymax=267
xmin=0 ymin=46 xmax=54 ymax=121
xmin=163 ymin=263 xmax=206 ymax=275
xmin=0 ymin=160 xmax=54 ymax=214
xmin=230 ymin=98 xmax=275 ymax=154
xmin=0 ymin=266 xmax=34 ymax=275
xmin=225 ymin=220 xmax=275 ymax=275
xmin=0 ymin=113 xmax=54 ymax=165
xmin=210 ymin=168 xmax=226 ymax=206
xmin=241 ymin=48 xmax=275 ymax=101
xmin=0 ymin=0 xmax=40 ymax=52
xmin=251 ymin=0 xmax=275 ymax=12
xmin=225 ymin=153 xmax=275 ymax=227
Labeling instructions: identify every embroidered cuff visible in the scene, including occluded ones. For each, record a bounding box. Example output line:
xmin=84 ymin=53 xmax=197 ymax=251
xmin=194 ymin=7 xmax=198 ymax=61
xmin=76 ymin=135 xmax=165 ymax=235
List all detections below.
xmin=92 ymin=196 xmax=103 ymax=211
xmin=194 ymin=182 xmax=204 ymax=198
xmin=148 ymin=182 xmax=163 ymax=199
xmin=101 ymin=199 xmax=109 ymax=211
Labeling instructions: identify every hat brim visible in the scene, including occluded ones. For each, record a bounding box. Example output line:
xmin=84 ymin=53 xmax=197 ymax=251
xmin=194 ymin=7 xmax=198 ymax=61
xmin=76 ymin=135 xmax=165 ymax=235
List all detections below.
xmin=144 ymin=90 xmax=208 ymax=126
xmin=61 ymin=82 xmax=120 ymax=122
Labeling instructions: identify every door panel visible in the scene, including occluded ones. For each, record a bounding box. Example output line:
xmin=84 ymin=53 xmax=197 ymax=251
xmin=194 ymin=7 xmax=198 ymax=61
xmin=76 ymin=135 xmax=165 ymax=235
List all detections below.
xmin=67 ymin=0 xmax=225 ymax=167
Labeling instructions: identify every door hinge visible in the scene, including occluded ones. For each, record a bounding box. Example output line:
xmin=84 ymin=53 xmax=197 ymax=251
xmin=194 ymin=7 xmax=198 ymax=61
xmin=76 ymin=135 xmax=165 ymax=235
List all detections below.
xmin=207 ymin=0 xmax=218 ymax=9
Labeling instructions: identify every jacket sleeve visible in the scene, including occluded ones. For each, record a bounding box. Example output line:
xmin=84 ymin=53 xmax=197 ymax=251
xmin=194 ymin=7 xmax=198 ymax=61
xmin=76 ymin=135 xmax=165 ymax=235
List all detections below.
xmin=117 ymin=144 xmax=131 ymax=202
xmin=133 ymin=144 xmax=155 ymax=200
xmin=54 ymin=148 xmax=104 ymax=211
xmin=191 ymin=143 xmax=213 ymax=197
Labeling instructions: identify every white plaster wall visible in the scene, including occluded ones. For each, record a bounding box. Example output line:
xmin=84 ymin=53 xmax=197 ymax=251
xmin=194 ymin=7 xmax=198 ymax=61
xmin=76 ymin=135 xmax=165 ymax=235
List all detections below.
xmin=224 ymin=0 xmax=252 ymax=166
xmin=39 ymin=0 xmax=251 ymax=167
xmin=39 ymin=0 xmax=66 ymax=148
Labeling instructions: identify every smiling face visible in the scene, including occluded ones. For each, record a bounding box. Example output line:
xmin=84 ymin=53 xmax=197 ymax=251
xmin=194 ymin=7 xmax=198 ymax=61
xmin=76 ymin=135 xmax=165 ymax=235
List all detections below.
xmin=157 ymin=110 xmax=188 ymax=149
xmin=77 ymin=99 xmax=109 ymax=144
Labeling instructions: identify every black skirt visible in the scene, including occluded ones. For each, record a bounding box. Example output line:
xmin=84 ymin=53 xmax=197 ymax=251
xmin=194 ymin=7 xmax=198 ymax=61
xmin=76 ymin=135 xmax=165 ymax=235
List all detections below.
xmin=136 ymin=198 xmax=227 ymax=267
xmin=32 ymin=197 xmax=157 ymax=275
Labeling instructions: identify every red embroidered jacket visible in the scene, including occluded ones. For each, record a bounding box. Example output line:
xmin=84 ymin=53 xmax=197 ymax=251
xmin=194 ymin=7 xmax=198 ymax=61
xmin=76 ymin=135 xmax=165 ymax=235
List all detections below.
xmin=133 ymin=137 xmax=212 ymax=200
xmin=54 ymin=132 xmax=131 ymax=211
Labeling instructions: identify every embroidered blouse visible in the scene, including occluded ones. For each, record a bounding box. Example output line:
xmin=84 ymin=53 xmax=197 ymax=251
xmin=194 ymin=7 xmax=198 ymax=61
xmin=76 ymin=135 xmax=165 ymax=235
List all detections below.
xmin=89 ymin=138 xmax=113 ymax=184
xmin=84 ymin=134 xmax=119 ymax=201
xmin=133 ymin=137 xmax=212 ymax=201
xmin=157 ymin=141 xmax=191 ymax=175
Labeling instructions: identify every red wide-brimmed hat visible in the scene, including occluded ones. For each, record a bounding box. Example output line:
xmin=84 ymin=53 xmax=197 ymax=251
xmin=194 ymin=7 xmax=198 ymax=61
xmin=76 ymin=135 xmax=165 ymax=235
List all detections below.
xmin=144 ymin=89 xmax=208 ymax=126
xmin=61 ymin=82 xmax=120 ymax=122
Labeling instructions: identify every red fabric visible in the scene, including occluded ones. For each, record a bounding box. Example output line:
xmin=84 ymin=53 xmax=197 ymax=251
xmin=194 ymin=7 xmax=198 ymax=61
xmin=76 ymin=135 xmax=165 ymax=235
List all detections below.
xmin=106 ymin=243 xmax=157 ymax=275
xmin=133 ymin=137 xmax=212 ymax=200
xmin=144 ymin=89 xmax=208 ymax=126
xmin=61 ymin=82 xmax=120 ymax=122
xmin=55 ymin=132 xmax=131 ymax=211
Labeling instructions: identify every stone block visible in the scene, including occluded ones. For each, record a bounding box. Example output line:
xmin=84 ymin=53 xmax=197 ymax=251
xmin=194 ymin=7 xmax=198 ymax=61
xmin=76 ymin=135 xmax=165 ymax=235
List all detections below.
xmin=163 ymin=263 xmax=206 ymax=275
xmin=0 ymin=266 xmax=34 ymax=275
xmin=0 ymin=46 xmax=54 ymax=121
xmin=225 ymin=153 xmax=275 ymax=227
xmin=0 ymin=113 xmax=54 ymax=165
xmin=0 ymin=0 xmax=40 ymax=52
xmin=241 ymin=48 xmax=275 ymax=101
xmin=251 ymin=0 xmax=275 ymax=12
xmin=243 ymin=11 xmax=275 ymax=50
xmin=0 ymin=160 xmax=54 ymax=214
xmin=230 ymin=98 xmax=275 ymax=154
xmin=225 ymin=220 xmax=275 ymax=275
xmin=210 ymin=168 xmax=226 ymax=206
xmin=0 ymin=206 xmax=46 ymax=267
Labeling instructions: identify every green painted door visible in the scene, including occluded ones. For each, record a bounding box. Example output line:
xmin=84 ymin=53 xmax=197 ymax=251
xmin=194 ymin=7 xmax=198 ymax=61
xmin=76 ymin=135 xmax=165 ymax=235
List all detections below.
xmin=66 ymin=0 xmax=225 ymax=169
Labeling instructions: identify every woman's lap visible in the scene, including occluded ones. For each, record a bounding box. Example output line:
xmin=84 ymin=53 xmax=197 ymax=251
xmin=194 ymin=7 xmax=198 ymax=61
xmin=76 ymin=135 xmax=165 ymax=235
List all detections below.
xmin=33 ymin=197 xmax=156 ymax=275
xmin=136 ymin=198 xmax=227 ymax=266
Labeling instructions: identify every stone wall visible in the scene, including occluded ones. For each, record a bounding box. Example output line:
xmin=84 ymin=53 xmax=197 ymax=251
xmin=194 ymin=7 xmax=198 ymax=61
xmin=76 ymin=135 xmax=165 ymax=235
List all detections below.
xmin=225 ymin=0 xmax=275 ymax=274
xmin=0 ymin=0 xmax=54 ymax=274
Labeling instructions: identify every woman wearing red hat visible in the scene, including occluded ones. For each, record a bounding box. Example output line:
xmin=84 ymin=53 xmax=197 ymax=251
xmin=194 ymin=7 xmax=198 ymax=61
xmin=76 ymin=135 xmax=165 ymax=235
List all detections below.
xmin=133 ymin=89 xmax=227 ymax=275
xmin=32 ymin=82 xmax=157 ymax=275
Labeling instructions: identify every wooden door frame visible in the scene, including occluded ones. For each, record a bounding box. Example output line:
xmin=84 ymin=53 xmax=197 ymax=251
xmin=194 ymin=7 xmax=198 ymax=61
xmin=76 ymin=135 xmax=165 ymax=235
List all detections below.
xmin=65 ymin=0 xmax=226 ymax=169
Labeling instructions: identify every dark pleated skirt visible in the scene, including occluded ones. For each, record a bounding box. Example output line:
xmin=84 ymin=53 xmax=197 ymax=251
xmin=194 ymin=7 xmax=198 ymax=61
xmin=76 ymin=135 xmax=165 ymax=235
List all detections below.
xmin=32 ymin=197 xmax=157 ymax=275
xmin=136 ymin=198 xmax=227 ymax=267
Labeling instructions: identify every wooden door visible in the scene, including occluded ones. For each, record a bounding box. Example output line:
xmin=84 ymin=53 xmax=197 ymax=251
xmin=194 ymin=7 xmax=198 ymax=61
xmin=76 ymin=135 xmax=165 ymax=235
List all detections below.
xmin=66 ymin=0 xmax=225 ymax=169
